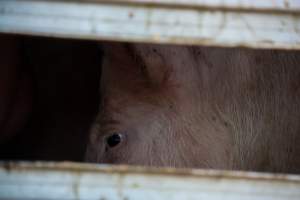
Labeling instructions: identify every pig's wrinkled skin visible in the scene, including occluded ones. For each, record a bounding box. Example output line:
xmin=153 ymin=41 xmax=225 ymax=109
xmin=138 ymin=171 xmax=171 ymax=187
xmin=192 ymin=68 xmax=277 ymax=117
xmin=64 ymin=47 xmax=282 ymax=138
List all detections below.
xmin=86 ymin=43 xmax=300 ymax=173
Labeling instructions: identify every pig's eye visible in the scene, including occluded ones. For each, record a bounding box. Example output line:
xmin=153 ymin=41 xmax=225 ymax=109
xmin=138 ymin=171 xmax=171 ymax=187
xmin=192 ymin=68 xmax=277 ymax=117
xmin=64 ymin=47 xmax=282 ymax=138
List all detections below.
xmin=106 ymin=133 xmax=123 ymax=148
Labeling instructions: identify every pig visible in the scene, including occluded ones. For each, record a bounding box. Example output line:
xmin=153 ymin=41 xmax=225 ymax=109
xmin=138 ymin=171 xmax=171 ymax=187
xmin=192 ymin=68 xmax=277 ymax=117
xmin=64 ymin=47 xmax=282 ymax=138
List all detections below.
xmin=0 ymin=35 xmax=32 ymax=143
xmin=86 ymin=43 xmax=300 ymax=174
xmin=0 ymin=37 xmax=101 ymax=161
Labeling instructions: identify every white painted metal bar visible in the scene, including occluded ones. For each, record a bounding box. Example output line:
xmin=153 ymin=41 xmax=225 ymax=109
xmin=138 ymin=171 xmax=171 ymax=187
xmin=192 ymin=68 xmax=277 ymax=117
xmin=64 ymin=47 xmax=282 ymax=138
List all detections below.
xmin=0 ymin=161 xmax=300 ymax=200
xmin=0 ymin=0 xmax=300 ymax=49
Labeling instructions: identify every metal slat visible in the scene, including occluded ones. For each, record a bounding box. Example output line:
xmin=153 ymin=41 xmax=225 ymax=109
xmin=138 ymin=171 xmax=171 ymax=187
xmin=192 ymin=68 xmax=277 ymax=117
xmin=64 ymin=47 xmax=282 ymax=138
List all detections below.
xmin=0 ymin=162 xmax=300 ymax=200
xmin=0 ymin=0 xmax=299 ymax=49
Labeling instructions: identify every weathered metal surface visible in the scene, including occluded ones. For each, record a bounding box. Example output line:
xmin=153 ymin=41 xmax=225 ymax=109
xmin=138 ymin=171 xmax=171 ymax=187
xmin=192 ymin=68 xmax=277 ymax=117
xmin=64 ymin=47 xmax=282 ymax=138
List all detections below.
xmin=100 ymin=0 xmax=300 ymax=12
xmin=0 ymin=161 xmax=300 ymax=200
xmin=0 ymin=0 xmax=300 ymax=49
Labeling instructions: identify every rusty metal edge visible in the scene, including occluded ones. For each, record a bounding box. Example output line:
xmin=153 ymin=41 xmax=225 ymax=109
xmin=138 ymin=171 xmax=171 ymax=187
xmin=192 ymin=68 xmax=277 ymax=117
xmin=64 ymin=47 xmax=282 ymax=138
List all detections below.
xmin=29 ymin=0 xmax=300 ymax=14
xmin=1 ymin=161 xmax=300 ymax=183
xmin=1 ymin=30 xmax=300 ymax=51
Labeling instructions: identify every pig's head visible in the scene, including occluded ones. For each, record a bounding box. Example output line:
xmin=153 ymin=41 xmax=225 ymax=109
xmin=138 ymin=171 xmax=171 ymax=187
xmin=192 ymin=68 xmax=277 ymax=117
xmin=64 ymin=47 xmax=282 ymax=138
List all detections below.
xmin=85 ymin=43 xmax=230 ymax=168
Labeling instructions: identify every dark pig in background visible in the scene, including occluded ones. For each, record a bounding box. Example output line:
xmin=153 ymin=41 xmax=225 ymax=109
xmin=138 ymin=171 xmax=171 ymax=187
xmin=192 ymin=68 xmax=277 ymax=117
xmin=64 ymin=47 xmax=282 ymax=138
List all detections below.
xmin=0 ymin=36 xmax=101 ymax=161
xmin=0 ymin=35 xmax=32 ymax=144
xmin=86 ymin=43 xmax=300 ymax=174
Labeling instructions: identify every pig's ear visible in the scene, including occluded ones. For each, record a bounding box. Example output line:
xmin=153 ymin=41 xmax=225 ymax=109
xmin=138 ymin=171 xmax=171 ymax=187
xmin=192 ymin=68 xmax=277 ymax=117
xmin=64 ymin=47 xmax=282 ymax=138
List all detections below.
xmin=132 ymin=45 xmax=172 ymax=87
xmin=100 ymin=42 xmax=129 ymax=59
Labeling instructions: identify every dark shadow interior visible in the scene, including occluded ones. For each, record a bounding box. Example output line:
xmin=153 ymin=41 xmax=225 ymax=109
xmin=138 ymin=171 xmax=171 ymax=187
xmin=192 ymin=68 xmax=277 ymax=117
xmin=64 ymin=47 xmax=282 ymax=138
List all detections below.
xmin=0 ymin=34 xmax=102 ymax=161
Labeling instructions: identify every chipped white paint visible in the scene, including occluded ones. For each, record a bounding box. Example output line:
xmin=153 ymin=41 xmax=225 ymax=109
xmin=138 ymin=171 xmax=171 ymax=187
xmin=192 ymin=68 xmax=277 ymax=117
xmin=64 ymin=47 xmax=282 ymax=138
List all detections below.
xmin=0 ymin=0 xmax=300 ymax=49
xmin=0 ymin=162 xmax=300 ymax=200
